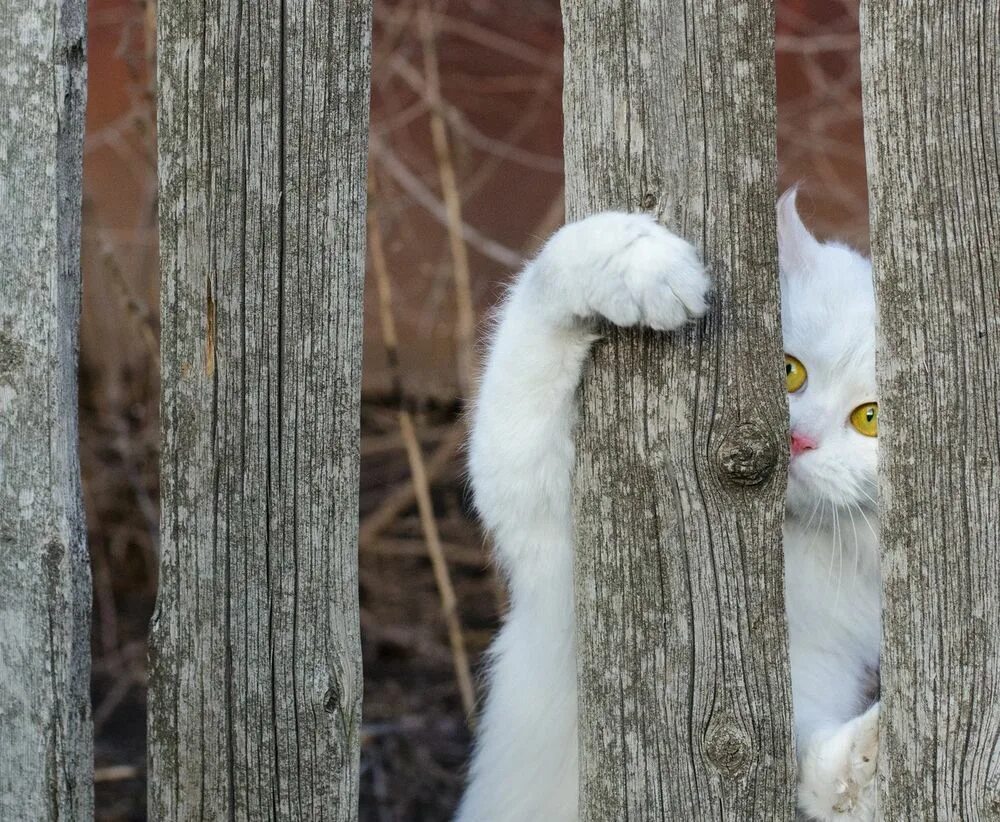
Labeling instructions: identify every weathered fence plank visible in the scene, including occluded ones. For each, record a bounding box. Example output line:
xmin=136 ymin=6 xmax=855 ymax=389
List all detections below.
xmin=564 ymin=1 xmax=796 ymax=818
xmin=0 ymin=0 xmax=92 ymax=818
xmin=861 ymin=2 xmax=1000 ymax=817
xmin=150 ymin=0 xmax=372 ymax=818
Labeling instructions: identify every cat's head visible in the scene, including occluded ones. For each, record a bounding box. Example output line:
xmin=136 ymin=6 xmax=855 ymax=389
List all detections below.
xmin=777 ymin=189 xmax=877 ymax=519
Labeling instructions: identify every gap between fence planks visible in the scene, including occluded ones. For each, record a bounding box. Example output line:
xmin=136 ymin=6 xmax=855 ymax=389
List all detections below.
xmin=0 ymin=0 xmax=92 ymax=818
xmin=861 ymin=1 xmax=1000 ymax=816
xmin=564 ymin=0 xmax=797 ymax=818
xmin=367 ymin=177 xmax=477 ymax=720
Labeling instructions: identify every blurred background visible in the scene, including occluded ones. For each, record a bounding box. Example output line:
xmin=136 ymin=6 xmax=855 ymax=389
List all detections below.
xmin=82 ymin=0 xmax=868 ymax=818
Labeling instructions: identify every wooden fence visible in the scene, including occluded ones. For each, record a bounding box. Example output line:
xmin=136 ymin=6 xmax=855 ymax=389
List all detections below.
xmin=0 ymin=0 xmax=997 ymax=819
xmin=0 ymin=0 xmax=91 ymax=819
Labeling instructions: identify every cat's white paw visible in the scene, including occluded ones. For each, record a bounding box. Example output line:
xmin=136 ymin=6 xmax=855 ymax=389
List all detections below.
xmin=798 ymin=703 xmax=880 ymax=822
xmin=535 ymin=212 xmax=709 ymax=332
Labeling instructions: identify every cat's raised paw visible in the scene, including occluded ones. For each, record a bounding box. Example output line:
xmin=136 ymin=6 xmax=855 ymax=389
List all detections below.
xmin=537 ymin=212 xmax=710 ymax=332
xmin=798 ymin=702 xmax=879 ymax=822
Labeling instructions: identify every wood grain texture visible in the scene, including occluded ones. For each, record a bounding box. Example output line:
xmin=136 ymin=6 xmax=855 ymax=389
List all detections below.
xmin=563 ymin=1 xmax=797 ymax=818
xmin=150 ymin=1 xmax=372 ymax=818
xmin=0 ymin=0 xmax=92 ymax=817
xmin=860 ymin=2 xmax=1000 ymax=817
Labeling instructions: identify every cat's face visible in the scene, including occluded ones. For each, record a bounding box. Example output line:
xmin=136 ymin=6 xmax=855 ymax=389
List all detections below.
xmin=777 ymin=191 xmax=878 ymax=519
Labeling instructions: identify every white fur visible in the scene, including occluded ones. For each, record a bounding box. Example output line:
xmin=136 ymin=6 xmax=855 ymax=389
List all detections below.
xmin=457 ymin=196 xmax=881 ymax=822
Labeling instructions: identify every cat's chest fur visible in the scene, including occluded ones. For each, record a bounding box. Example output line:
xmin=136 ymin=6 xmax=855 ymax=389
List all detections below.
xmin=784 ymin=514 xmax=880 ymax=640
xmin=783 ymin=513 xmax=882 ymax=731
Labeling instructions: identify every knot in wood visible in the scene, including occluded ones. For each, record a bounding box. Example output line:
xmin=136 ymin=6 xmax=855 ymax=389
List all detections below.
xmin=703 ymin=717 xmax=753 ymax=778
xmin=324 ymin=680 xmax=341 ymax=715
xmin=43 ymin=540 xmax=66 ymax=590
xmin=716 ymin=420 xmax=778 ymax=487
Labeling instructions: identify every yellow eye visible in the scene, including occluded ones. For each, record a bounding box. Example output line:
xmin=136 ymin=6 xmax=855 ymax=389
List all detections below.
xmin=850 ymin=402 xmax=879 ymax=437
xmin=785 ymin=354 xmax=807 ymax=393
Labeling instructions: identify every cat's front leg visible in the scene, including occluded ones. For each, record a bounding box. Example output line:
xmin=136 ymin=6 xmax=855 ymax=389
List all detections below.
xmin=469 ymin=212 xmax=709 ymax=592
xmin=798 ymin=702 xmax=880 ymax=822
xmin=457 ymin=213 xmax=708 ymax=822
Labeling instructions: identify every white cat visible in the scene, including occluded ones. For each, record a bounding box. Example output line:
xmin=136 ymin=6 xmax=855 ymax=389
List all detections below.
xmin=455 ymin=191 xmax=882 ymax=822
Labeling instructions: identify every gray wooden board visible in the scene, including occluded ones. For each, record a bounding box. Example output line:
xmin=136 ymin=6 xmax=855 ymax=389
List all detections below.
xmin=151 ymin=1 xmax=373 ymax=818
xmin=861 ymin=1 xmax=1000 ymax=817
xmin=0 ymin=0 xmax=92 ymax=818
xmin=564 ymin=1 xmax=797 ymax=818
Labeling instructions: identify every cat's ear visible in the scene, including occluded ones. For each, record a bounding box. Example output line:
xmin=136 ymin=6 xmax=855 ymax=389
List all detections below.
xmin=777 ymin=187 xmax=820 ymax=275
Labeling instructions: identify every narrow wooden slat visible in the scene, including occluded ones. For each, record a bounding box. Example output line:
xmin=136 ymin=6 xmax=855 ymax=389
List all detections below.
xmin=0 ymin=0 xmax=92 ymax=817
xmin=150 ymin=1 xmax=372 ymax=817
xmin=861 ymin=2 xmax=1000 ymax=816
xmin=564 ymin=1 xmax=796 ymax=817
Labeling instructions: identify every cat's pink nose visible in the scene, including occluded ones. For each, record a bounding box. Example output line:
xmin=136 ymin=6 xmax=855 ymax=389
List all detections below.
xmin=790 ymin=432 xmax=818 ymax=457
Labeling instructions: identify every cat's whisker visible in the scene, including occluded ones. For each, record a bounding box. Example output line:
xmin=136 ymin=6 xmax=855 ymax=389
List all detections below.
xmin=856 ymin=485 xmax=879 ymax=509
xmin=799 ymin=497 xmax=823 ymax=541
xmin=854 ymin=503 xmax=878 ymax=549
xmin=846 ymin=503 xmax=861 ymax=584
xmin=807 ymin=499 xmax=827 ymax=557
xmin=833 ymin=505 xmax=845 ymax=608
xmin=826 ymin=502 xmax=839 ymax=583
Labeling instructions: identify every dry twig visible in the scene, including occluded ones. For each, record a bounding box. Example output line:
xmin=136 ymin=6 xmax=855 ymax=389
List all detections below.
xmin=370 ymin=137 xmax=525 ymax=270
xmin=94 ymin=765 xmax=142 ymax=784
xmin=419 ymin=3 xmax=477 ymax=398
xmin=368 ymin=537 xmax=486 ymax=569
xmin=358 ymin=424 xmax=464 ymax=548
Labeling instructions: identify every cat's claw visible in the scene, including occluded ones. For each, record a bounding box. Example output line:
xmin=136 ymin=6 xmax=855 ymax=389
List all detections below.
xmin=536 ymin=212 xmax=710 ymax=332
xmin=798 ymin=702 xmax=880 ymax=822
